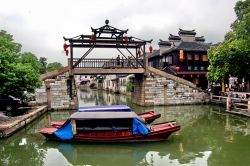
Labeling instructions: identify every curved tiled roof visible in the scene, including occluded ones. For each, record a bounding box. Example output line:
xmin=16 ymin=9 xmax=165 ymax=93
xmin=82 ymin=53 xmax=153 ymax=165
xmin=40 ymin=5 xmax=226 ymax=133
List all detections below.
xmin=178 ymin=29 xmax=196 ymax=35
xmin=158 ymin=39 xmax=171 ymax=46
xmin=148 ymin=49 xmax=160 ymax=58
xmin=176 ymin=42 xmax=210 ymax=51
xmin=195 ymin=36 xmax=205 ymax=42
xmin=161 ymin=41 xmax=210 ymax=55
xmin=168 ymin=34 xmax=181 ymax=40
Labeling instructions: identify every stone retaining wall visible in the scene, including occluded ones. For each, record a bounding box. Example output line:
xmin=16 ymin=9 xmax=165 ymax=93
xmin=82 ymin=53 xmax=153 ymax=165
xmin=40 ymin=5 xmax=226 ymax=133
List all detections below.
xmin=35 ymin=83 xmax=47 ymax=104
xmin=143 ymin=75 xmax=208 ymax=105
xmin=0 ymin=106 xmax=47 ymax=138
xmin=132 ymin=67 xmax=209 ymax=106
xmin=50 ymin=79 xmax=71 ymax=109
xmin=35 ymin=78 xmax=72 ymax=110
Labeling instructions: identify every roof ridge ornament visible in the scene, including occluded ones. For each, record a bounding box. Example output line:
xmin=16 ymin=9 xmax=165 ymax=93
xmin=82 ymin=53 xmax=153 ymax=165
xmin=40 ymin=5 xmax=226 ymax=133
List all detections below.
xmin=105 ymin=19 xmax=109 ymax=25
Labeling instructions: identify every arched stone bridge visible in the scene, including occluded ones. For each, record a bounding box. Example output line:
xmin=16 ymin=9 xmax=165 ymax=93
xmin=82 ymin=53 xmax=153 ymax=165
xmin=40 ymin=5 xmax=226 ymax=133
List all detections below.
xmin=41 ymin=63 xmax=208 ymax=107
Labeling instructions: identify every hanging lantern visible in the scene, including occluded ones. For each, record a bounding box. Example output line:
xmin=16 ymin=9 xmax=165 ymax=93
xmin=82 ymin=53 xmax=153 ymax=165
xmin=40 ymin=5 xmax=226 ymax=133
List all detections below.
xmin=179 ymin=50 xmax=184 ymax=61
xmin=175 ymin=66 xmax=180 ymax=71
xmin=149 ymin=45 xmax=153 ymax=53
xmin=191 ymin=74 xmax=193 ymax=78
xmin=124 ymin=36 xmax=128 ymax=44
xmin=197 ymin=74 xmax=200 ymax=78
xmin=63 ymin=43 xmax=68 ymax=51
xmin=63 ymin=43 xmax=69 ymax=56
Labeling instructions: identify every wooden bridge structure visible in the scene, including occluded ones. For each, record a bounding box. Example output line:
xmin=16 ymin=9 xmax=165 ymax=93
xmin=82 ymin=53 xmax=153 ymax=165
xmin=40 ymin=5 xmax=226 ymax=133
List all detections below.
xmin=61 ymin=20 xmax=152 ymax=99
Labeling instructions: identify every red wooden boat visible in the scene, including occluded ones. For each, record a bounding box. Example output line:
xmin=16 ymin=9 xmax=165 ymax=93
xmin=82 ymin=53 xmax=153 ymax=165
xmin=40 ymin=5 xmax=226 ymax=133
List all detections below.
xmin=39 ymin=112 xmax=180 ymax=142
xmin=51 ymin=111 xmax=160 ymax=128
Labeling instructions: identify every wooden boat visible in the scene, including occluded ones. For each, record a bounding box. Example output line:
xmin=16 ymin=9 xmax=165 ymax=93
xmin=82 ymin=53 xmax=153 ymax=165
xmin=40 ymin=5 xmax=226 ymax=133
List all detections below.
xmin=39 ymin=112 xmax=180 ymax=142
xmin=51 ymin=105 xmax=160 ymax=128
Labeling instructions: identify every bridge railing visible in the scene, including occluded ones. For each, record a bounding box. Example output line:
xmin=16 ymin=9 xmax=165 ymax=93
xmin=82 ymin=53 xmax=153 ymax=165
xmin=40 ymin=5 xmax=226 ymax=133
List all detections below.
xmin=72 ymin=58 xmax=144 ymax=68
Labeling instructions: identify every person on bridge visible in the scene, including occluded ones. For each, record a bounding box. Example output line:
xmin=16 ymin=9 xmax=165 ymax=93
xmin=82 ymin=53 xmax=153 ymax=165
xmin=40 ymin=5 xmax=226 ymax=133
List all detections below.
xmin=116 ymin=55 xmax=120 ymax=66
xmin=127 ymin=56 xmax=131 ymax=67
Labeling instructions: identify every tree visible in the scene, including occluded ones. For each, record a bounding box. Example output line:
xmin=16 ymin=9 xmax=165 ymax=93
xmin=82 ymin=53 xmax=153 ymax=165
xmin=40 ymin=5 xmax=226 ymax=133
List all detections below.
xmin=126 ymin=80 xmax=134 ymax=92
xmin=208 ymin=0 xmax=250 ymax=83
xmin=39 ymin=57 xmax=47 ymax=74
xmin=0 ymin=30 xmax=41 ymax=98
xmin=47 ymin=62 xmax=63 ymax=72
xmin=19 ymin=52 xmax=42 ymax=73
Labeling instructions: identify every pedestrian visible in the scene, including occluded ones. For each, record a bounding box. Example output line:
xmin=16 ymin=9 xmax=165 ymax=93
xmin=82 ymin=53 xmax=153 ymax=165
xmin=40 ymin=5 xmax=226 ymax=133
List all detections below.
xmin=121 ymin=57 xmax=124 ymax=67
xmin=127 ymin=56 xmax=131 ymax=67
xmin=116 ymin=55 xmax=120 ymax=66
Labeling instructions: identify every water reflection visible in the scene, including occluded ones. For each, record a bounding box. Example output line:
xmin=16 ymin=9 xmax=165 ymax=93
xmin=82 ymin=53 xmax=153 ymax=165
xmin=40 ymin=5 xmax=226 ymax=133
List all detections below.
xmin=0 ymin=89 xmax=250 ymax=166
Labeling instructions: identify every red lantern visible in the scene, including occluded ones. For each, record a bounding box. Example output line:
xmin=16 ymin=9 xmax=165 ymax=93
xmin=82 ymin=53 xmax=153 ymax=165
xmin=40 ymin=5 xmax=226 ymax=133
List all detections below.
xmin=65 ymin=50 xmax=69 ymax=56
xmin=63 ymin=43 xmax=68 ymax=51
xmin=149 ymin=45 xmax=153 ymax=53
xmin=179 ymin=50 xmax=184 ymax=61
xmin=191 ymin=74 xmax=193 ymax=78
xmin=175 ymin=66 xmax=180 ymax=71
xmin=197 ymin=74 xmax=200 ymax=78
xmin=63 ymin=43 xmax=69 ymax=56
xmin=124 ymin=36 xmax=128 ymax=44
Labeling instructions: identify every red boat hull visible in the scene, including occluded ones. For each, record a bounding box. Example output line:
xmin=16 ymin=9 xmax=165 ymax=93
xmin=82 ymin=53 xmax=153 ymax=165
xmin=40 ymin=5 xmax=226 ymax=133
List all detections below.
xmin=39 ymin=122 xmax=180 ymax=142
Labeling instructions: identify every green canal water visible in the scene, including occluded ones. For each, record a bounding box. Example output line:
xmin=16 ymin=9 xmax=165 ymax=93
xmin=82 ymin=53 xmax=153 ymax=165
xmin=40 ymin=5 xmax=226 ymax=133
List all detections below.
xmin=1 ymin=89 xmax=250 ymax=166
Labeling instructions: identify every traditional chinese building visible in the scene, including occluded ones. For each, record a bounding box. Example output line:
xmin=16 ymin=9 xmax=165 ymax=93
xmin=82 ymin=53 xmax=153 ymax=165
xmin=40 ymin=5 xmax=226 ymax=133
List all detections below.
xmin=148 ymin=29 xmax=211 ymax=89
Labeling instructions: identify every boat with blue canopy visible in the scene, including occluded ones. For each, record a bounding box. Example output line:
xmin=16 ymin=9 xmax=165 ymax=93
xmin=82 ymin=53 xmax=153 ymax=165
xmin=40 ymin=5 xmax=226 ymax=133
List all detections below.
xmin=51 ymin=105 xmax=160 ymax=128
xmin=39 ymin=111 xmax=180 ymax=142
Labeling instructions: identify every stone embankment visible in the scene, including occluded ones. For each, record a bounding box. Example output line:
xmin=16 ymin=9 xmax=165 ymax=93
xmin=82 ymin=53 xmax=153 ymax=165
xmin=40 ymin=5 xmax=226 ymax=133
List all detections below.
xmin=36 ymin=77 xmax=73 ymax=110
xmin=132 ymin=67 xmax=209 ymax=106
xmin=50 ymin=80 xmax=71 ymax=109
xmin=0 ymin=106 xmax=47 ymax=138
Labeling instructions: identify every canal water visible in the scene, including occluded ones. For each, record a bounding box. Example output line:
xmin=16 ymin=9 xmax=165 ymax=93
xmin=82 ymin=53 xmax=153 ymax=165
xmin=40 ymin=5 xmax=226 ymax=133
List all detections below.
xmin=0 ymin=89 xmax=250 ymax=166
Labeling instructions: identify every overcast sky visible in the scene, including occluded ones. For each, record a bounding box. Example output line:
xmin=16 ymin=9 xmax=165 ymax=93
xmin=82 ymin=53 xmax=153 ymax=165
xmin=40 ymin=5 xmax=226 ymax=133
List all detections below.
xmin=0 ymin=0 xmax=238 ymax=65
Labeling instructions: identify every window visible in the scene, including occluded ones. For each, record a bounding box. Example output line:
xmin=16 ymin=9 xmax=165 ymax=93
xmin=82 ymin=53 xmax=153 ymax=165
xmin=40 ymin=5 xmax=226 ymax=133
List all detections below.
xmin=187 ymin=54 xmax=192 ymax=60
xmin=194 ymin=54 xmax=199 ymax=61
xmin=202 ymin=55 xmax=208 ymax=61
xmin=168 ymin=56 xmax=172 ymax=65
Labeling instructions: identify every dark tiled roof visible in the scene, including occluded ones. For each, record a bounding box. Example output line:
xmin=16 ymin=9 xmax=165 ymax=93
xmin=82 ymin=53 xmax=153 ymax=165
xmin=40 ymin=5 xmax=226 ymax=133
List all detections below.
xmin=162 ymin=41 xmax=210 ymax=54
xmin=158 ymin=39 xmax=171 ymax=46
xmin=176 ymin=42 xmax=210 ymax=51
xmin=195 ymin=36 xmax=205 ymax=42
xmin=168 ymin=34 xmax=181 ymax=40
xmin=148 ymin=49 xmax=160 ymax=58
xmin=178 ymin=29 xmax=196 ymax=35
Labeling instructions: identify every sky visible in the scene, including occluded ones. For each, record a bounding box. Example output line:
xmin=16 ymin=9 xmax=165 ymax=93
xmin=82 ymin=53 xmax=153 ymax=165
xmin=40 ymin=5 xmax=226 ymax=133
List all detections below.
xmin=0 ymin=0 xmax=238 ymax=65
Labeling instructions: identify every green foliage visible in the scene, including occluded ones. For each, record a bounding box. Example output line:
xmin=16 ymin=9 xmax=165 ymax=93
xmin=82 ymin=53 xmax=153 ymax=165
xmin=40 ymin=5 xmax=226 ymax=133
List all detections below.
xmin=39 ymin=57 xmax=47 ymax=74
xmin=126 ymin=80 xmax=134 ymax=92
xmin=0 ymin=30 xmax=41 ymax=98
xmin=208 ymin=0 xmax=250 ymax=83
xmin=47 ymin=62 xmax=63 ymax=72
xmin=20 ymin=52 xmax=42 ymax=73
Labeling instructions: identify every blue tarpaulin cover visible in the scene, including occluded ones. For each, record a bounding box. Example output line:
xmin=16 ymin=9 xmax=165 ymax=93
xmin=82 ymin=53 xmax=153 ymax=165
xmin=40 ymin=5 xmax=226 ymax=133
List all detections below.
xmin=53 ymin=122 xmax=73 ymax=140
xmin=132 ymin=118 xmax=149 ymax=135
